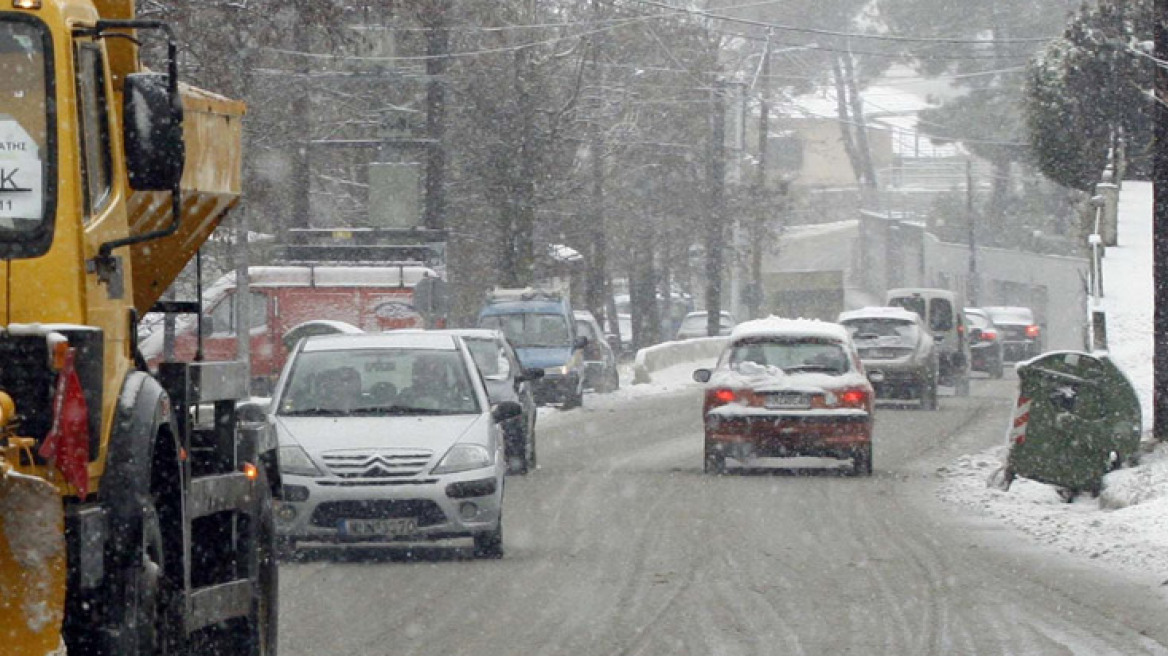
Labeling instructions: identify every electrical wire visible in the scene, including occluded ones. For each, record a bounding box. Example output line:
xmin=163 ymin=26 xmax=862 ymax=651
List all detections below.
xmin=627 ymin=0 xmax=1058 ymax=45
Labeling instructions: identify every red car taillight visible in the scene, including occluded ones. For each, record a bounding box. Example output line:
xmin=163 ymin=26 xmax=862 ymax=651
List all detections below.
xmin=837 ymin=388 xmax=869 ymax=409
xmin=981 ymin=330 xmax=997 ymax=341
xmin=1025 ymin=324 xmax=1040 ymax=339
xmin=812 ymin=387 xmax=869 ymax=410
xmin=707 ymin=388 xmax=738 ymax=408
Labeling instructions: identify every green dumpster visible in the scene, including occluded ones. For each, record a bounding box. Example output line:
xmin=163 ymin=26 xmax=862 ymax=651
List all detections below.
xmin=1001 ymin=351 xmax=1142 ymax=498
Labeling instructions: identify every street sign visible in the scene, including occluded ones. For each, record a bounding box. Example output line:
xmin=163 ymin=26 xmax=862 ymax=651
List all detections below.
xmin=0 ymin=119 xmax=43 ymax=226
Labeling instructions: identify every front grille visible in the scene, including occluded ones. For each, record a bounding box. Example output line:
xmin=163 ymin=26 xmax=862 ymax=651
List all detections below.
xmin=321 ymin=449 xmax=433 ymax=479
xmin=311 ymin=499 xmax=447 ymax=528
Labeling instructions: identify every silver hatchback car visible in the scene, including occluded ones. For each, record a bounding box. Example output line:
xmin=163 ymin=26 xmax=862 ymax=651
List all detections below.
xmin=270 ymin=332 xmax=517 ymax=558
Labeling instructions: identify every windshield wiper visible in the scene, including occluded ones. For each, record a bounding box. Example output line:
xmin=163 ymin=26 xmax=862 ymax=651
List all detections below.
xmin=280 ymin=408 xmax=350 ymax=417
xmin=347 ymin=406 xmax=460 ymax=416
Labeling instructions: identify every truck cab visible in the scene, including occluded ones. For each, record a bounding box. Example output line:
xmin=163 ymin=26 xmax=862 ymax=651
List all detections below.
xmin=477 ymin=288 xmax=587 ymax=408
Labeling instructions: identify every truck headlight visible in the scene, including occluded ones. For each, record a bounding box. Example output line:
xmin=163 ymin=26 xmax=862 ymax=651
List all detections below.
xmin=279 ymin=445 xmax=323 ymax=477
xmin=432 ymin=444 xmax=493 ymax=475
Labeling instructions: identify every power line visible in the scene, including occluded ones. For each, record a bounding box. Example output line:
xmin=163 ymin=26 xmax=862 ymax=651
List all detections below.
xmin=628 ymin=0 xmax=1058 ymax=45
xmin=262 ymin=15 xmax=655 ymax=62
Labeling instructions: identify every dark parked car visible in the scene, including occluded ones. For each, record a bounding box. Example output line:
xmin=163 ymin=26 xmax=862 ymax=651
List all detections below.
xmin=963 ymin=308 xmax=1005 ymax=378
xmin=574 ymin=310 xmax=620 ymax=393
xmin=839 ymin=307 xmax=940 ymax=410
xmin=433 ymin=329 xmax=543 ymax=474
xmin=983 ymin=306 xmax=1042 ymax=362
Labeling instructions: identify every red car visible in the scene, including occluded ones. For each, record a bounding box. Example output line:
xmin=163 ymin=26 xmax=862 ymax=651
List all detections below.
xmin=694 ymin=318 xmax=875 ymax=475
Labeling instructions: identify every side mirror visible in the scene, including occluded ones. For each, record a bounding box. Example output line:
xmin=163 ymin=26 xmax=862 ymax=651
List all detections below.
xmin=517 ymin=368 xmax=545 ymax=383
xmin=693 ymin=368 xmax=712 ymax=383
xmin=574 ymin=335 xmax=589 ymax=350
xmin=492 ymin=401 xmax=524 ymax=423
xmin=123 ymin=73 xmax=185 ymax=191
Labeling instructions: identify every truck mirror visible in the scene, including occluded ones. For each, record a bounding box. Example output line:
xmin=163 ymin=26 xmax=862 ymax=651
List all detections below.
xmin=574 ymin=336 xmax=589 ymax=350
xmin=123 ymin=73 xmax=185 ymax=192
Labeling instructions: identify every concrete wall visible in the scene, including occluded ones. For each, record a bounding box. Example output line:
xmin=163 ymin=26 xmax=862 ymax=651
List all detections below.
xmin=633 ymin=336 xmax=729 ymax=384
xmin=923 ymin=236 xmax=1087 ymax=352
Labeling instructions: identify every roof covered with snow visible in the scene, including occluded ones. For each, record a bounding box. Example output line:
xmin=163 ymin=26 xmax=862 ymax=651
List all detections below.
xmin=730 ymin=316 xmax=851 ymax=343
xmin=838 ymin=306 xmax=921 ymax=323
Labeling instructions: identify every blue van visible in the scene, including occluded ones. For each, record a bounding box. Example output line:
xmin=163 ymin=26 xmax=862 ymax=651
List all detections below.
xmin=477 ymin=288 xmax=588 ymax=407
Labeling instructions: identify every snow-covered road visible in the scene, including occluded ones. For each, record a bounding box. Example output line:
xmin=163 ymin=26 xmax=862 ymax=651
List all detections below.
xmin=277 ymin=372 xmax=1167 ymax=655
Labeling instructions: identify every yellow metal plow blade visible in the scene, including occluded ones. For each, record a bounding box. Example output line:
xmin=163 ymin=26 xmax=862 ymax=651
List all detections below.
xmin=0 ymin=459 xmax=67 ymax=656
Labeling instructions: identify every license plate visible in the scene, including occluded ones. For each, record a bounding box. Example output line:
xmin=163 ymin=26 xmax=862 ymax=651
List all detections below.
xmin=340 ymin=518 xmax=418 ymax=537
xmin=764 ymin=393 xmax=809 ymax=409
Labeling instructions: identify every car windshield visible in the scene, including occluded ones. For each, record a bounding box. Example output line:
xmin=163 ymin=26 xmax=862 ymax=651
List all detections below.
xmin=843 ymin=318 xmax=918 ymax=346
xmin=480 ymin=312 xmax=570 ymax=348
xmin=277 ymin=347 xmax=480 ymax=416
xmin=464 ymin=337 xmax=511 ymax=380
xmin=725 ymin=337 xmax=850 ymax=375
xmin=0 ymin=18 xmax=52 ymax=236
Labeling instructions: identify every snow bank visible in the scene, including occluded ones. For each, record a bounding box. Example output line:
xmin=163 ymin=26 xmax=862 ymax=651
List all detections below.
xmin=936 ymin=443 xmax=1168 ymax=579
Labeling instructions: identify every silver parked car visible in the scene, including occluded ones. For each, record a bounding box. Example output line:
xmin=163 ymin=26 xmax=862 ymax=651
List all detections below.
xmin=675 ymin=310 xmax=736 ymax=340
xmin=839 ymin=306 xmax=940 ymax=410
xmin=271 ymin=331 xmax=517 ymax=559
xmin=574 ymin=310 xmax=620 ymax=393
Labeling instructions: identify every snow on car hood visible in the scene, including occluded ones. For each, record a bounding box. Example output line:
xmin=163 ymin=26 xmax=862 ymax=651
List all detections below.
xmin=709 ymin=361 xmax=868 ymax=393
xmin=275 ymin=414 xmax=485 ymax=458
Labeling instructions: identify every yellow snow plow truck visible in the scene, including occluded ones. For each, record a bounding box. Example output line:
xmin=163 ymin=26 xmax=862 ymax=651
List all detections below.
xmin=0 ymin=1 xmax=278 ymax=655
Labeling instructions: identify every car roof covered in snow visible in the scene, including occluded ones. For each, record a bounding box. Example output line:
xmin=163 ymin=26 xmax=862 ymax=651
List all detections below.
xmin=301 ymin=331 xmax=458 ymax=352
xmin=838 ymin=307 xmax=921 ymax=324
xmin=729 ymin=316 xmax=851 ymax=343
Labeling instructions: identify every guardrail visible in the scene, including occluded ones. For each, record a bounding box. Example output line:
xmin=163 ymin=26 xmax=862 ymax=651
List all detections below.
xmin=632 ymin=336 xmax=729 ymax=384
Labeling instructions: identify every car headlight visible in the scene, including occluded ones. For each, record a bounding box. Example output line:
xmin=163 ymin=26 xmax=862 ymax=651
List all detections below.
xmin=280 ymin=445 xmax=323 ymax=478
xmin=432 ymin=444 xmax=493 ymax=475
xmin=545 ymin=365 xmax=569 ymax=376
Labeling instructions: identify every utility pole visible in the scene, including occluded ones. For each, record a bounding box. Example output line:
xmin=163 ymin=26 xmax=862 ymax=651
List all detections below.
xmin=966 ymin=158 xmax=979 ymax=305
xmin=706 ymin=79 xmax=727 ymax=338
xmin=1154 ymin=10 xmax=1168 ymax=441
xmin=289 ymin=24 xmax=312 ymax=231
xmin=749 ymin=32 xmax=772 ymax=321
xmin=421 ymin=3 xmax=450 ymax=232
